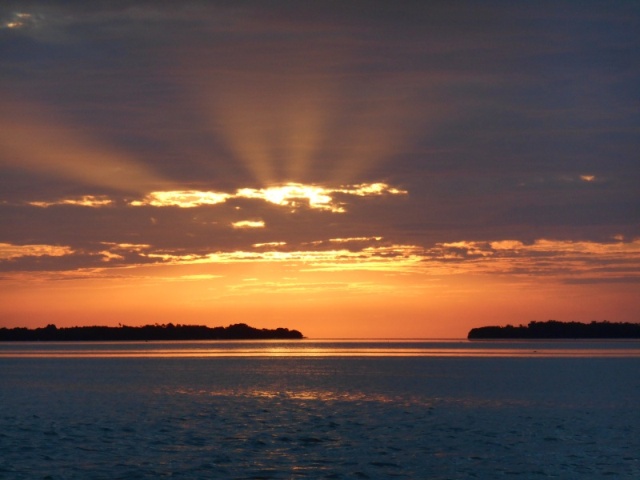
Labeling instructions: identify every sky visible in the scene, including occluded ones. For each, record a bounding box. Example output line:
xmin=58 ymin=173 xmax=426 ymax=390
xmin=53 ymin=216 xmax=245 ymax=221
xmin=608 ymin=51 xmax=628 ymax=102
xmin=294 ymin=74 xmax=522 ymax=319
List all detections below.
xmin=0 ymin=1 xmax=639 ymax=338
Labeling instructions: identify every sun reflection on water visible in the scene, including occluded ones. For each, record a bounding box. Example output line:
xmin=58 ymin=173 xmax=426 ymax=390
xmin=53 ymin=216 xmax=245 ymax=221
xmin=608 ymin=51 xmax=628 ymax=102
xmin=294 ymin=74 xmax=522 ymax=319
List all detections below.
xmin=1 ymin=340 xmax=639 ymax=358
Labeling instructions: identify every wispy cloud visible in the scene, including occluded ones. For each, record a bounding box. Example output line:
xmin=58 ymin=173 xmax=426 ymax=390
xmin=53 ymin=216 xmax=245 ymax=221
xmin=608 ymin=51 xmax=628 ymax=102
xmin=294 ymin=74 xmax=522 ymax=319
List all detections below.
xmin=1 ymin=12 xmax=39 ymax=30
xmin=143 ymin=244 xmax=423 ymax=273
xmin=0 ymin=242 xmax=74 ymax=260
xmin=426 ymin=238 xmax=640 ymax=281
xmin=2 ymin=237 xmax=639 ymax=290
xmin=129 ymin=190 xmax=230 ymax=208
xmin=28 ymin=195 xmax=114 ymax=208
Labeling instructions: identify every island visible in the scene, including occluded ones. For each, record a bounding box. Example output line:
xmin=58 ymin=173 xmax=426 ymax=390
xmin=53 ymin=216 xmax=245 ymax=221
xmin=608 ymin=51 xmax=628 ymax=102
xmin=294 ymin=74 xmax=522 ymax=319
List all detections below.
xmin=0 ymin=323 xmax=304 ymax=341
xmin=468 ymin=320 xmax=640 ymax=339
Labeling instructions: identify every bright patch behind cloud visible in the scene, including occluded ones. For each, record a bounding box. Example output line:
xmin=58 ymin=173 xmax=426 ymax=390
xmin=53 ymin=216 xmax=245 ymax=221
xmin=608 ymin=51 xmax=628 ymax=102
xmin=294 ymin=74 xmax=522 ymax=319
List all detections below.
xmin=129 ymin=190 xmax=230 ymax=208
xmin=232 ymin=220 xmax=265 ymax=229
xmin=131 ymin=182 xmax=406 ymax=212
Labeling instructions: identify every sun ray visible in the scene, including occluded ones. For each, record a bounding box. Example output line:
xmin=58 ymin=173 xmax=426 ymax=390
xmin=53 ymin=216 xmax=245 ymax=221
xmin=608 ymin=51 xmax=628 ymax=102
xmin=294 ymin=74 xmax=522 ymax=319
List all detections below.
xmin=0 ymin=98 xmax=171 ymax=194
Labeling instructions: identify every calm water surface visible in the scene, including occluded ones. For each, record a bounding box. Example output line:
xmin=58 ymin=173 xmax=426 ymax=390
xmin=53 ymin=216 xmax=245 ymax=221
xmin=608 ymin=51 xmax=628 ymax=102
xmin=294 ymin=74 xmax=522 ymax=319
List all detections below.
xmin=2 ymin=340 xmax=640 ymax=479
xmin=1 ymin=338 xmax=640 ymax=357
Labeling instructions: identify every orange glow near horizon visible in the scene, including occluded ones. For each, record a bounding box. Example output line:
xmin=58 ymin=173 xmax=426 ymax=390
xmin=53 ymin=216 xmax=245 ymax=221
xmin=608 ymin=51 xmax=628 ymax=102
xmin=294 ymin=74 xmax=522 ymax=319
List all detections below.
xmin=1 ymin=264 xmax=637 ymax=338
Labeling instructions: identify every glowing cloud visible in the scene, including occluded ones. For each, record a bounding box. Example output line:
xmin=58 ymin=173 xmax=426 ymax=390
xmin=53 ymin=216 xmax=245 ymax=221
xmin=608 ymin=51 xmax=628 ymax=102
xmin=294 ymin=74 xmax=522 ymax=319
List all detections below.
xmin=100 ymin=242 xmax=152 ymax=253
xmin=580 ymin=175 xmax=596 ymax=182
xmin=28 ymin=195 xmax=114 ymax=208
xmin=2 ymin=12 xmax=37 ymax=30
xmin=137 ymin=237 xmax=640 ymax=279
xmin=306 ymin=236 xmax=384 ymax=247
xmin=99 ymin=250 xmax=125 ymax=262
xmin=337 ymin=183 xmax=407 ymax=196
xmin=236 ymin=184 xmax=339 ymax=212
xmin=95 ymin=243 xmax=153 ymax=263
xmin=0 ymin=243 xmax=74 ymax=260
xmin=131 ymin=182 xmax=406 ymax=212
xmin=426 ymin=238 xmax=640 ymax=281
xmin=3 ymin=236 xmax=636 ymax=289
xmin=232 ymin=220 xmax=265 ymax=229
xmin=130 ymin=191 xmax=230 ymax=208
xmin=328 ymin=237 xmax=383 ymax=244
xmin=144 ymin=244 xmax=425 ymax=273
xmin=253 ymin=242 xmax=287 ymax=248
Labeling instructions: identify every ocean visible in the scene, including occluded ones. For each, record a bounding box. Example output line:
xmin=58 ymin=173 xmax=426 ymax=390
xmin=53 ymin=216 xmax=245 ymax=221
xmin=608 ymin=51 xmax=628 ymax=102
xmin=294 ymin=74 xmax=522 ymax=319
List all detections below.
xmin=1 ymin=340 xmax=639 ymax=479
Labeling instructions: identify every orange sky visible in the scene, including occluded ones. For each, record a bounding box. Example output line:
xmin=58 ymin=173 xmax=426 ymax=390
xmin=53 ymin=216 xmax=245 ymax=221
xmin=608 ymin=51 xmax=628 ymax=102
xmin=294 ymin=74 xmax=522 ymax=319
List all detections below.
xmin=1 ymin=243 xmax=638 ymax=337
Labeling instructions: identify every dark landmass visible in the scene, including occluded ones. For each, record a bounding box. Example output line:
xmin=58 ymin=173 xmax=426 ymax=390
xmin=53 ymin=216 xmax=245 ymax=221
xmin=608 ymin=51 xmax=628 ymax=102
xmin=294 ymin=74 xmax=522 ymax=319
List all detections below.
xmin=0 ymin=323 xmax=304 ymax=341
xmin=468 ymin=320 xmax=640 ymax=339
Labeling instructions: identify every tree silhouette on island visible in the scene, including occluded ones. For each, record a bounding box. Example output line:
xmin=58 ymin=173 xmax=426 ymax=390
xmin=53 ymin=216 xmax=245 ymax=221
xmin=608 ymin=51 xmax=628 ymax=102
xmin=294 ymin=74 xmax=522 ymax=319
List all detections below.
xmin=468 ymin=320 xmax=640 ymax=339
xmin=0 ymin=323 xmax=304 ymax=341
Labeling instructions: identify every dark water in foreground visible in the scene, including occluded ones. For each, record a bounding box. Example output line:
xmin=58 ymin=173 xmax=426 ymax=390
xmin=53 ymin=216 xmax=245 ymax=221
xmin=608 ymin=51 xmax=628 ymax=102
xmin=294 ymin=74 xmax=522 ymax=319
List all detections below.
xmin=1 ymin=341 xmax=639 ymax=479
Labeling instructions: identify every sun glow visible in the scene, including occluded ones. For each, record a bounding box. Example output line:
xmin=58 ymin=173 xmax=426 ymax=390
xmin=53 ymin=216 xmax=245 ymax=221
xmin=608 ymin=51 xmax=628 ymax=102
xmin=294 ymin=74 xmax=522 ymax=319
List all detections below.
xmin=232 ymin=220 xmax=265 ymax=229
xmin=130 ymin=190 xmax=230 ymax=208
xmin=237 ymin=184 xmax=338 ymax=211
xmin=130 ymin=182 xmax=406 ymax=212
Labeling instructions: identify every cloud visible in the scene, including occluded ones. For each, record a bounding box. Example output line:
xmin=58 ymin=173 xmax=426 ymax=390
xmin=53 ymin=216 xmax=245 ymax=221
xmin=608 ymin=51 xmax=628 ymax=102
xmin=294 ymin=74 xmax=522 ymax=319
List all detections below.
xmin=98 ymin=250 xmax=124 ymax=262
xmin=253 ymin=242 xmax=287 ymax=248
xmin=143 ymin=243 xmax=424 ymax=273
xmin=425 ymin=238 xmax=640 ymax=281
xmin=85 ymin=237 xmax=640 ymax=282
xmin=2 ymin=234 xmax=638 ymax=288
xmin=131 ymin=182 xmax=407 ymax=212
xmin=130 ymin=191 xmax=230 ymax=208
xmin=232 ymin=220 xmax=265 ymax=229
xmin=27 ymin=195 xmax=114 ymax=208
xmin=0 ymin=242 xmax=74 ymax=260
xmin=1 ymin=12 xmax=39 ymax=30
xmin=309 ymin=236 xmax=383 ymax=245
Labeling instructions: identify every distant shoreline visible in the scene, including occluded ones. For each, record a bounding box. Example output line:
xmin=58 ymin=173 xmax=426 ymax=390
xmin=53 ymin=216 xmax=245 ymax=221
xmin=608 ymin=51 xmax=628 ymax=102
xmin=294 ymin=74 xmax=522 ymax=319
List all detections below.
xmin=468 ymin=320 xmax=640 ymax=339
xmin=0 ymin=323 xmax=304 ymax=341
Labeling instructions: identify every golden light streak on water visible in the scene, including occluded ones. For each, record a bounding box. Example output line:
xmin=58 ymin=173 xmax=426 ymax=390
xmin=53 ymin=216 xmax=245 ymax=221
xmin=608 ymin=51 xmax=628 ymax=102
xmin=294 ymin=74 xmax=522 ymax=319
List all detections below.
xmin=2 ymin=341 xmax=639 ymax=358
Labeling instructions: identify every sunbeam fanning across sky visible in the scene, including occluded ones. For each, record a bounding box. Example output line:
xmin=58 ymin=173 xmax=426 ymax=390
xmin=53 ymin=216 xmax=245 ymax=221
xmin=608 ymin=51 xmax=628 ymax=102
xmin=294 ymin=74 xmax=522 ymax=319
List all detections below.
xmin=0 ymin=98 xmax=172 ymax=194
xmin=196 ymin=67 xmax=427 ymax=186
xmin=0 ymin=1 xmax=639 ymax=337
